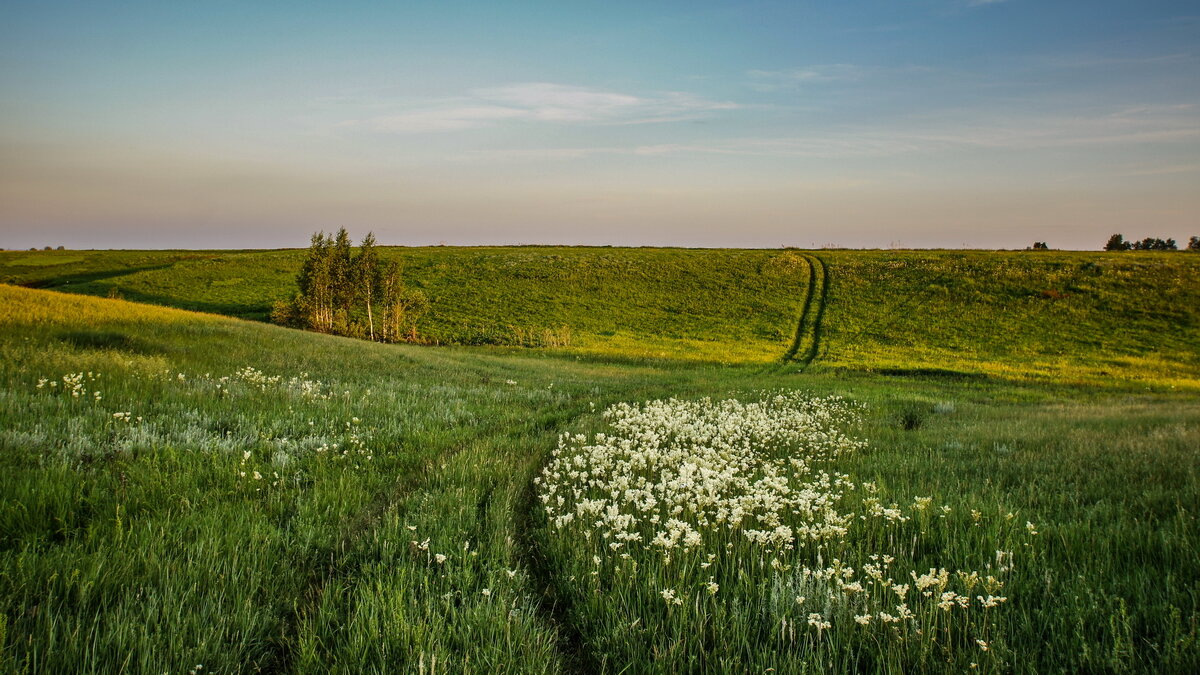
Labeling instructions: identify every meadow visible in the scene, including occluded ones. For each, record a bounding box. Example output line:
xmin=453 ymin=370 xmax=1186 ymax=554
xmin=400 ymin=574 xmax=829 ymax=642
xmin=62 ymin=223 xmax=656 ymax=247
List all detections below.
xmin=1 ymin=246 xmax=1198 ymax=673
xmin=4 ymin=246 xmax=1198 ymax=382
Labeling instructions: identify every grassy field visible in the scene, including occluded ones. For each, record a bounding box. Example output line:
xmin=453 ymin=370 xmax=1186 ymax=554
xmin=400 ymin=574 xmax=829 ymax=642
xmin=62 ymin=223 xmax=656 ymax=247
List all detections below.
xmin=1 ymin=246 xmax=1198 ymax=672
xmin=4 ymin=247 xmax=1198 ymax=382
xmin=0 ymin=247 xmax=812 ymax=363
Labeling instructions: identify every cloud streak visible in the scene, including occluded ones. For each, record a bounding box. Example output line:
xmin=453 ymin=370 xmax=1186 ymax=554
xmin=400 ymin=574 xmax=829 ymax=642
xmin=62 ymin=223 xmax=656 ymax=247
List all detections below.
xmin=343 ymin=83 xmax=740 ymax=133
xmin=746 ymin=64 xmax=867 ymax=91
xmin=453 ymin=104 xmax=1200 ymax=161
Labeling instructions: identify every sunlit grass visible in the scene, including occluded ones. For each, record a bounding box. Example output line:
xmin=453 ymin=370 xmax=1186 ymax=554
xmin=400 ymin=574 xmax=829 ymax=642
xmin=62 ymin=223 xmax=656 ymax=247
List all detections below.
xmin=7 ymin=247 xmax=1196 ymax=383
xmin=0 ymin=284 xmax=1197 ymax=672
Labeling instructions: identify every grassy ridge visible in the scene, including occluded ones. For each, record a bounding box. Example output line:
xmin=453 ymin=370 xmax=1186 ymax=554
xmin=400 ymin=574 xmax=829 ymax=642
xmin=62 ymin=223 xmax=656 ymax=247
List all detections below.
xmin=0 ymin=247 xmax=813 ymax=363
xmin=3 ymin=247 xmax=1198 ymax=382
xmin=818 ymin=251 xmax=1200 ymax=387
xmin=0 ymin=286 xmax=1198 ymax=672
xmin=0 ymin=249 xmax=298 ymax=319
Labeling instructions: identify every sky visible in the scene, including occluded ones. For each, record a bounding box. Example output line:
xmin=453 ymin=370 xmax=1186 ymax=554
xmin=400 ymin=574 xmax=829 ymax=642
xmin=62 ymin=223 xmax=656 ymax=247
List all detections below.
xmin=1 ymin=0 xmax=1198 ymax=250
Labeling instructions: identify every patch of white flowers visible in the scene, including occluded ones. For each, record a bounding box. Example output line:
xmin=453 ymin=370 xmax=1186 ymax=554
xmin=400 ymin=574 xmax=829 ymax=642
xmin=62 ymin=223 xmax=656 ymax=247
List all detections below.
xmin=223 ymin=366 xmax=336 ymax=400
xmin=537 ymin=392 xmax=1030 ymax=646
xmin=537 ymin=393 xmax=867 ymax=554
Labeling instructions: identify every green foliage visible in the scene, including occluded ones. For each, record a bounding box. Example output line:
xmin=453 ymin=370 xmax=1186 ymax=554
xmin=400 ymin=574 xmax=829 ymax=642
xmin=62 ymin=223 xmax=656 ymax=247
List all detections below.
xmin=1130 ymin=237 xmax=1178 ymax=251
xmin=282 ymin=231 xmax=422 ymax=342
xmin=1107 ymin=234 xmax=1183 ymax=251
xmin=0 ymin=286 xmax=1197 ymax=672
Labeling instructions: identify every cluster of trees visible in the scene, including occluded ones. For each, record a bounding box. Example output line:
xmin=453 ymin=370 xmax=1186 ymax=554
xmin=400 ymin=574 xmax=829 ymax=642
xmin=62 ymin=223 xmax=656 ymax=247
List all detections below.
xmin=271 ymin=229 xmax=427 ymax=342
xmin=1105 ymin=234 xmax=1200 ymax=251
xmin=1028 ymin=241 xmax=1050 ymax=250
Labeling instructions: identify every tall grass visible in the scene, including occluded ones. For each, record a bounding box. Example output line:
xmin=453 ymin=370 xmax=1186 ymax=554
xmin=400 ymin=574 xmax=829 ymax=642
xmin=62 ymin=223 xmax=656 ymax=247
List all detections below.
xmin=1 ymin=284 xmax=1197 ymax=672
xmin=0 ymin=286 xmax=676 ymax=671
xmin=533 ymin=390 xmax=1200 ymax=672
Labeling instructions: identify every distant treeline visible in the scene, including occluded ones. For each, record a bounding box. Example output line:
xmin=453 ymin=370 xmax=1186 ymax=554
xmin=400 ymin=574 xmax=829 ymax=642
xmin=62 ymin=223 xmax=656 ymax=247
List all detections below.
xmin=271 ymin=229 xmax=427 ymax=342
xmin=1105 ymin=234 xmax=1200 ymax=251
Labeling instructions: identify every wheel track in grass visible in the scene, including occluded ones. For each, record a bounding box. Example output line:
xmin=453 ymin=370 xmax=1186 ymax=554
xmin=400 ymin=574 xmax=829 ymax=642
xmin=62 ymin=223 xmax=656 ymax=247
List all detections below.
xmin=797 ymin=253 xmax=830 ymax=371
xmin=779 ymin=253 xmax=818 ymax=365
xmin=778 ymin=253 xmax=828 ymax=372
xmin=268 ymin=405 xmax=598 ymax=674
xmin=264 ymin=439 xmax=476 ymax=674
xmin=515 ymin=396 xmax=702 ymax=674
xmin=514 ymin=444 xmax=599 ymax=675
xmin=265 ymin=408 xmax=557 ymax=671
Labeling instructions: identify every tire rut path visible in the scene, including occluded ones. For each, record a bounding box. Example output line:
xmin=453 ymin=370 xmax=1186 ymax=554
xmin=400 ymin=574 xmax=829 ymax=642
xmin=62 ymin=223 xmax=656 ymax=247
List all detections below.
xmin=780 ymin=252 xmax=819 ymax=365
xmin=778 ymin=253 xmax=828 ymax=372
xmin=514 ymin=447 xmax=599 ymax=675
xmin=796 ymin=253 xmax=829 ymax=371
xmin=264 ymin=441 xmax=475 ymax=675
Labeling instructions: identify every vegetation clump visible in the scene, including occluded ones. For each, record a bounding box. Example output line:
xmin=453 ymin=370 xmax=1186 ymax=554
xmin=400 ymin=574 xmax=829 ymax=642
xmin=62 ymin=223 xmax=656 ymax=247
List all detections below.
xmin=271 ymin=229 xmax=427 ymax=342
xmin=1103 ymin=233 xmax=1189 ymax=251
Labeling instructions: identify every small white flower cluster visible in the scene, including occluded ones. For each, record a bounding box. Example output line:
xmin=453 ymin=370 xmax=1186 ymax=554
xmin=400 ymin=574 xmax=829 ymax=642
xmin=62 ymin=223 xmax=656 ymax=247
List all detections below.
xmin=778 ymin=555 xmax=1008 ymax=635
xmin=30 ymin=367 xmax=376 ymax=474
xmin=310 ymin=426 xmax=373 ymax=463
xmin=217 ymin=367 xmax=335 ymax=400
xmin=237 ymin=449 xmax=285 ymax=488
xmin=37 ymin=372 xmax=102 ymax=400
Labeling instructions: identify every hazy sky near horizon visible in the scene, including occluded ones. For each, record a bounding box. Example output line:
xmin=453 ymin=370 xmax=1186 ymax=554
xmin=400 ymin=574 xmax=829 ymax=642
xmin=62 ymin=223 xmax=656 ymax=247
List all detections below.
xmin=2 ymin=1 xmax=1198 ymax=250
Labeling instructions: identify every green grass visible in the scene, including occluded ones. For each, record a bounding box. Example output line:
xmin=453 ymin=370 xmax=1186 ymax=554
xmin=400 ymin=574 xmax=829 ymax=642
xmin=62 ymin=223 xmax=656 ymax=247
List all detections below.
xmin=5 ymin=247 xmax=1197 ymax=382
xmin=534 ymin=388 xmax=1199 ymax=673
xmin=0 ymin=247 xmax=813 ymax=363
xmin=0 ymin=285 xmax=713 ymax=672
xmin=1 ymin=247 xmax=1198 ymax=673
xmin=817 ymin=250 xmax=1200 ymax=387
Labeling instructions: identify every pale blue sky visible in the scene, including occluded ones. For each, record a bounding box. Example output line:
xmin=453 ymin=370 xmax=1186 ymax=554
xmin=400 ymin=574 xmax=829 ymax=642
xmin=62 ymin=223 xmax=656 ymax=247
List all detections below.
xmin=1 ymin=1 xmax=1197 ymax=249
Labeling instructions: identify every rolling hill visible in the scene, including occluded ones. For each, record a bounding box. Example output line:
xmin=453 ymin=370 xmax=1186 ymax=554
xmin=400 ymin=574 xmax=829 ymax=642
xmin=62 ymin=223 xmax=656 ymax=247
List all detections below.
xmin=4 ymin=246 xmax=1198 ymax=386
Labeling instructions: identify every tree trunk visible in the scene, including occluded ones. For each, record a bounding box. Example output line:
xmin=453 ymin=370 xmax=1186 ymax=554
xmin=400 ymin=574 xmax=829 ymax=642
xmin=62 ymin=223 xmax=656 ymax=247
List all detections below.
xmin=366 ymin=296 xmax=374 ymax=341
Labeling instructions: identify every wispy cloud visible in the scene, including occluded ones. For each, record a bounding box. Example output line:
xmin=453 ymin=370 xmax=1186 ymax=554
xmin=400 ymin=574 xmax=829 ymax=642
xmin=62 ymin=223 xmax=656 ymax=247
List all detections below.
xmin=746 ymin=64 xmax=866 ymax=91
xmin=342 ymin=83 xmax=739 ymax=133
xmin=745 ymin=64 xmax=938 ymax=92
xmin=453 ymin=104 xmax=1200 ymax=161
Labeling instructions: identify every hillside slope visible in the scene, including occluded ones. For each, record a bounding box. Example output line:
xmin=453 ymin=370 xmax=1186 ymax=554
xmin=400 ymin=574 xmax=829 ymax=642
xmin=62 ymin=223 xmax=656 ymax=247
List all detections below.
xmin=817 ymin=251 xmax=1200 ymax=387
xmin=3 ymin=247 xmax=1198 ymax=384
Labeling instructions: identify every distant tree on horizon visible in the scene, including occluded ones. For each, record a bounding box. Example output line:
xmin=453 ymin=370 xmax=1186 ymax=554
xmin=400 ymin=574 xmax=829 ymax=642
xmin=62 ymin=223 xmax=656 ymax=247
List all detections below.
xmin=1105 ymin=233 xmax=1183 ymax=251
xmin=1105 ymin=234 xmax=1131 ymax=251
xmin=1131 ymin=237 xmax=1177 ymax=251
